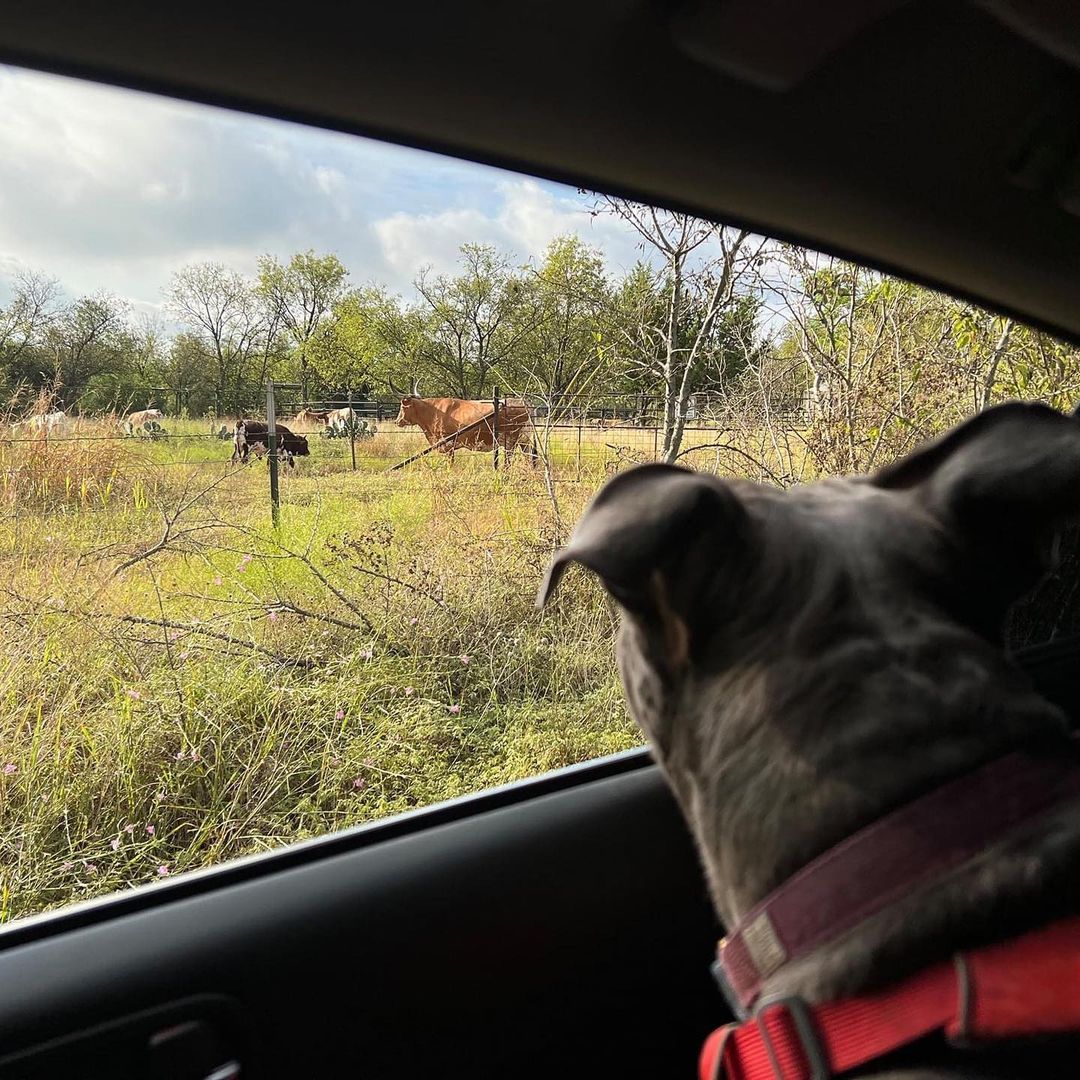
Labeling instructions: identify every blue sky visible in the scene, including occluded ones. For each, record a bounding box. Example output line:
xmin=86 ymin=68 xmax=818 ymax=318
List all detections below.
xmin=0 ymin=65 xmax=646 ymax=315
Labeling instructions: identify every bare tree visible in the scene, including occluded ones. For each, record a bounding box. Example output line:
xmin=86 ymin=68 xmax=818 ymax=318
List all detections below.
xmin=594 ymin=198 xmax=758 ymax=460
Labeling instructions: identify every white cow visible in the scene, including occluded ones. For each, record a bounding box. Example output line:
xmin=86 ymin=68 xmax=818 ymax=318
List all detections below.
xmin=124 ymin=408 xmax=164 ymax=436
xmin=23 ymin=410 xmax=69 ymax=436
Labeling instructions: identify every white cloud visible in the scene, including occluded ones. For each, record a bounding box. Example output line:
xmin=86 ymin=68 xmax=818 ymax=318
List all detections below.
xmin=0 ymin=64 xmax=655 ymax=313
xmin=374 ymin=179 xmax=648 ymax=285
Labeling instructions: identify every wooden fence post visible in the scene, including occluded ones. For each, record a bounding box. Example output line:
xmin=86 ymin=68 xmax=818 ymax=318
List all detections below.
xmin=492 ymin=385 xmax=500 ymax=471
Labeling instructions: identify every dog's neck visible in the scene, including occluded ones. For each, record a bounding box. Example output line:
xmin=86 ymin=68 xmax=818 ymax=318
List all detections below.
xmin=619 ymin=615 xmax=1080 ymax=1005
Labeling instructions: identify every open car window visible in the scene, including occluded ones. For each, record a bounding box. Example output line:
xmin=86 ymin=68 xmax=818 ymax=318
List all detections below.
xmin=2 ymin=62 xmax=1079 ymax=925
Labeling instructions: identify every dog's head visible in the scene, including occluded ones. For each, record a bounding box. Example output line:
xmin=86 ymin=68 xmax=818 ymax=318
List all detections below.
xmin=539 ymin=402 xmax=1080 ymax=923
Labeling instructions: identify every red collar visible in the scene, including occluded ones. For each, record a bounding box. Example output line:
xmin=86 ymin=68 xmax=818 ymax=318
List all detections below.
xmin=701 ymin=912 xmax=1080 ymax=1080
xmin=717 ymin=752 xmax=1080 ymax=1011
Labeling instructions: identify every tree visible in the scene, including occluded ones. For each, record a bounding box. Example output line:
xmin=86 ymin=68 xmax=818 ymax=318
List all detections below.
xmin=0 ymin=270 xmax=61 ymax=399
xmin=498 ymin=236 xmax=610 ymax=414
xmin=257 ymin=251 xmax=349 ymax=398
xmin=412 ymin=244 xmax=536 ymax=398
xmin=167 ymin=263 xmax=274 ymax=413
xmin=594 ymin=198 xmax=758 ymax=460
xmin=40 ymin=294 xmax=130 ymax=406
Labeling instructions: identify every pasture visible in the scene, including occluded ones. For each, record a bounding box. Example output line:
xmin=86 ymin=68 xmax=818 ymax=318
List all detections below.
xmin=0 ymin=412 xmax=804 ymax=921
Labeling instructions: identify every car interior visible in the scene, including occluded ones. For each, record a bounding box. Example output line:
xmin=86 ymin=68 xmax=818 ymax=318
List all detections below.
xmin=4 ymin=1 xmax=1080 ymax=1076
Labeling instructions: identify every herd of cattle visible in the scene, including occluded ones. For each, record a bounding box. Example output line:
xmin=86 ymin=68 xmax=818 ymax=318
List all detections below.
xmin=10 ymin=390 xmax=540 ymax=470
xmin=231 ymin=392 xmax=536 ymax=468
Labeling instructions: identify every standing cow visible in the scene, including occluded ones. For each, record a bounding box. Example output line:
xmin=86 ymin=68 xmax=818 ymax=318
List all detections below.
xmin=231 ymin=420 xmax=310 ymax=469
xmin=390 ymin=380 xmax=536 ymax=463
xmin=124 ymin=408 xmax=164 ymax=436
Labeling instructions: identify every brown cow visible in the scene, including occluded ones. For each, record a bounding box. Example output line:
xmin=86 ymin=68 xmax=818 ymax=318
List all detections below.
xmin=393 ymin=393 xmax=536 ymax=463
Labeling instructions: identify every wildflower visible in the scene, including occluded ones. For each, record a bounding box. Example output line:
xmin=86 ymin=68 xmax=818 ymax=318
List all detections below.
xmin=84 ymin=862 xmax=98 ymax=874
xmin=110 ymin=837 xmax=120 ymax=851
xmin=60 ymin=860 xmax=74 ymax=871
xmin=124 ymin=823 xmax=135 ymax=834
xmin=155 ymin=792 xmax=166 ymax=803
xmin=146 ymin=825 xmax=155 ymax=836
xmin=408 ymin=617 xmax=418 ymax=625
xmin=126 ymin=689 xmax=141 ymax=700
xmin=364 ymin=757 xmax=374 ymax=766
xmin=268 ymin=610 xmax=278 ymax=623
xmin=175 ymin=750 xmax=185 ymax=760
xmin=404 ymin=686 xmax=415 ymax=697
xmin=448 ymin=704 xmax=461 ymax=715
xmin=190 ymin=749 xmax=201 ymax=762
xmin=157 ymin=865 xmax=170 ymax=876
xmin=359 ymin=647 xmax=373 ymax=661
xmin=353 ymin=777 xmax=365 ymax=789
xmin=238 ymin=554 xmax=252 ymax=572
xmin=3 ymin=763 xmax=16 ymax=775
xmin=459 ymin=654 xmax=471 ymax=665
xmin=177 ymin=651 xmax=190 ymax=661
xmin=330 ymin=755 xmax=341 ymax=766
xmin=167 ymin=632 xmax=180 ymax=644
xmin=213 ymin=576 xmax=223 ymax=586
xmin=335 ymin=709 xmax=345 ymax=720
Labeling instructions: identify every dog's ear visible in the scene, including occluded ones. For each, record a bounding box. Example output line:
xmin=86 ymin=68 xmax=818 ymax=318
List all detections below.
xmin=872 ymin=402 xmax=1080 ymax=524
xmin=537 ymin=463 xmax=747 ymax=669
xmin=872 ymin=402 xmax=1080 ymax=607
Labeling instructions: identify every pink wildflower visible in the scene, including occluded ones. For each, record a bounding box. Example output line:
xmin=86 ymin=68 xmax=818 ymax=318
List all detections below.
xmin=124 ymin=824 xmax=135 ymax=834
xmin=353 ymin=777 xmax=365 ymax=789
xmin=145 ymin=825 xmax=155 ymax=836
xmin=238 ymin=554 xmax=252 ymax=572
xmin=110 ymin=837 xmax=120 ymax=851
xmin=157 ymin=865 xmax=170 ymax=876
xmin=408 ymin=617 xmax=418 ymax=625
xmin=84 ymin=862 xmax=98 ymax=873
xmin=126 ymin=689 xmax=141 ymax=700
xmin=190 ymin=749 xmax=201 ymax=762
xmin=213 ymin=576 xmax=223 ymax=586
xmin=3 ymin=763 xmax=16 ymax=775
xmin=335 ymin=709 xmax=345 ymax=720
xmin=448 ymin=704 xmax=461 ymax=715
xmin=360 ymin=647 xmax=373 ymax=661
xmin=60 ymin=860 xmax=74 ymax=871
xmin=175 ymin=750 xmax=185 ymax=760
xmin=404 ymin=686 xmax=415 ymax=697
xmin=268 ymin=610 xmax=278 ymax=623
xmin=459 ymin=655 xmax=471 ymax=665
xmin=177 ymin=651 xmax=190 ymax=661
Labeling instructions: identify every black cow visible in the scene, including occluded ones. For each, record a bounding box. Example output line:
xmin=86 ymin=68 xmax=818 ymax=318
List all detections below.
xmin=231 ymin=420 xmax=310 ymax=469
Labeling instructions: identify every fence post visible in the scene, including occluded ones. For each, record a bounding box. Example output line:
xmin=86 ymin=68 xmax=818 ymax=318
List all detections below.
xmin=492 ymin=385 xmax=500 ymax=471
xmin=266 ymin=380 xmax=280 ymax=529
xmin=653 ymin=423 xmax=659 ymax=460
xmin=348 ymin=389 xmax=357 ymax=471
xmin=576 ymin=418 xmax=582 ymax=479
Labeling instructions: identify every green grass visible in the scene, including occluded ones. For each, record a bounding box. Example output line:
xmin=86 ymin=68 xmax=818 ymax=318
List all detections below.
xmin=0 ymin=432 xmax=639 ymax=922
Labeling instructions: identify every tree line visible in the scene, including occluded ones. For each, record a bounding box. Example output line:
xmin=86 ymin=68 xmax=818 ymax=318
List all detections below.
xmin=2 ymin=197 xmax=1079 ymax=464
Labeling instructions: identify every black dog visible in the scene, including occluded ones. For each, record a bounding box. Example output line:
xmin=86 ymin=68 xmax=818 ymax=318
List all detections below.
xmin=540 ymin=402 xmax=1080 ymax=1078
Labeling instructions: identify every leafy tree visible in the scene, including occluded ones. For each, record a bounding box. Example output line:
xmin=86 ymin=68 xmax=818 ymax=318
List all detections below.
xmin=412 ymin=244 xmax=536 ymax=398
xmin=257 ymin=251 xmax=349 ymax=398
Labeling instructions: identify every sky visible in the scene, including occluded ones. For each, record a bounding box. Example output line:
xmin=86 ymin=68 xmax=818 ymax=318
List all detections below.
xmin=0 ymin=64 xmax=647 ymax=317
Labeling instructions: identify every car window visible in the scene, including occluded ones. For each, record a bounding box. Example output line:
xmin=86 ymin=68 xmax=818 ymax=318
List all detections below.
xmin=2 ymin=64 xmax=1078 ymax=922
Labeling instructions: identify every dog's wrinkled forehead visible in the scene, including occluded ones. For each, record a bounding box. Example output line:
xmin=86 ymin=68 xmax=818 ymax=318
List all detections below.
xmin=539 ymin=403 xmax=1080 ymax=657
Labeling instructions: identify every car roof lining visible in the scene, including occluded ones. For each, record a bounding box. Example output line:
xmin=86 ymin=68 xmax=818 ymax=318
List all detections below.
xmin=1 ymin=1 xmax=1080 ymax=345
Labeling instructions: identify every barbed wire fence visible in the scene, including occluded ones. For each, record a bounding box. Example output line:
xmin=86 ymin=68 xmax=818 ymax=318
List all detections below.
xmin=0 ymin=382 xmax=814 ymax=532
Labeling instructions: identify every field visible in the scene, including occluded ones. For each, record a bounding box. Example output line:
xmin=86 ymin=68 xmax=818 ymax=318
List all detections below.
xmin=0 ymin=413 xmax=807 ymax=922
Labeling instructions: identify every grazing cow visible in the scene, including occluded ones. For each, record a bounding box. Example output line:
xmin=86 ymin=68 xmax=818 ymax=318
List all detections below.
xmin=231 ymin=420 xmax=310 ymax=469
xmin=23 ymin=410 xmax=68 ymax=436
xmin=392 ymin=384 xmax=536 ymax=463
xmin=124 ymin=408 xmax=164 ymax=436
